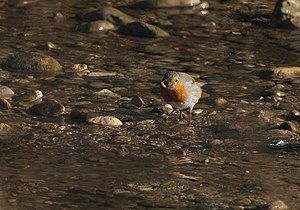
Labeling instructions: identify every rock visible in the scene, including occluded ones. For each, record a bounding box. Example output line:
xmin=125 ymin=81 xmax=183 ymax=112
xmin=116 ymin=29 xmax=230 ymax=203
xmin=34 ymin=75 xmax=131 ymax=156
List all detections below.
xmin=72 ymin=63 xmax=87 ymax=72
xmin=46 ymin=42 xmax=57 ymax=50
xmin=270 ymin=200 xmax=289 ymax=210
xmin=27 ymin=99 xmax=65 ymax=116
xmin=65 ymin=64 xmax=89 ymax=76
xmin=3 ymin=52 xmax=63 ymax=74
xmin=132 ymin=0 xmax=201 ymax=8
xmin=87 ymin=71 xmax=117 ymax=77
xmin=87 ymin=20 xmax=115 ymax=32
xmin=0 ymin=123 xmax=12 ymax=135
xmin=0 ymin=85 xmax=14 ymax=99
xmin=272 ymin=0 xmax=300 ymax=28
xmin=94 ymin=89 xmax=121 ymax=98
xmin=287 ymin=110 xmax=300 ymax=122
xmin=159 ymin=104 xmax=173 ymax=115
xmin=86 ymin=114 xmax=123 ymax=126
xmin=117 ymin=21 xmax=170 ymax=38
xmin=214 ymin=97 xmax=228 ymax=106
xmin=13 ymin=90 xmax=43 ymax=102
xmin=259 ymin=67 xmax=300 ymax=79
xmin=131 ymin=96 xmax=145 ymax=107
xmin=192 ymin=109 xmax=204 ymax=115
xmin=0 ymin=98 xmax=11 ymax=110
xmin=0 ymin=123 xmax=23 ymax=144
xmin=279 ymin=121 xmax=300 ymax=133
xmin=81 ymin=7 xmax=135 ymax=25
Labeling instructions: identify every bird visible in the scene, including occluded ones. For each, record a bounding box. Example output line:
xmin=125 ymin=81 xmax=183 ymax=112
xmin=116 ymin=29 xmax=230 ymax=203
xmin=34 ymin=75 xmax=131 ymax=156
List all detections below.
xmin=160 ymin=71 xmax=203 ymax=120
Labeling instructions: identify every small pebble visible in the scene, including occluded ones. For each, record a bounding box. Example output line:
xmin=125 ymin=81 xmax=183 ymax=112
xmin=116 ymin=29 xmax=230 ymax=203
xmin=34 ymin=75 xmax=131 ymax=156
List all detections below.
xmin=214 ymin=97 xmax=228 ymax=106
xmin=159 ymin=104 xmax=173 ymax=115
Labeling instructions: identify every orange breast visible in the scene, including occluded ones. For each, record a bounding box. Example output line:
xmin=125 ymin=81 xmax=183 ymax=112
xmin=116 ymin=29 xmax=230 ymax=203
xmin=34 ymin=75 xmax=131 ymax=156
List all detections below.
xmin=160 ymin=81 xmax=187 ymax=103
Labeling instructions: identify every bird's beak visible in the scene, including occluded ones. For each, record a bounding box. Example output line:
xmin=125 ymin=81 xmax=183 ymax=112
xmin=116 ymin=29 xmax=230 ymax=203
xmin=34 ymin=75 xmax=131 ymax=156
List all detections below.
xmin=161 ymin=80 xmax=174 ymax=89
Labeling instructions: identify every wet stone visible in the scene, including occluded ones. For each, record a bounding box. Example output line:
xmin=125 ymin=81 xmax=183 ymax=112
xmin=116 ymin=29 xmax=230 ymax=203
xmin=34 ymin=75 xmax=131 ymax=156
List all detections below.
xmin=117 ymin=21 xmax=170 ymax=38
xmin=0 ymin=85 xmax=14 ymax=99
xmin=3 ymin=52 xmax=63 ymax=74
xmin=13 ymin=90 xmax=43 ymax=103
xmin=27 ymin=99 xmax=65 ymax=116
xmin=86 ymin=114 xmax=123 ymax=126
xmin=87 ymin=20 xmax=115 ymax=32
xmin=81 ymin=7 xmax=135 ymax=25
xmin=0 ymin=98 xmax=12 ymax=110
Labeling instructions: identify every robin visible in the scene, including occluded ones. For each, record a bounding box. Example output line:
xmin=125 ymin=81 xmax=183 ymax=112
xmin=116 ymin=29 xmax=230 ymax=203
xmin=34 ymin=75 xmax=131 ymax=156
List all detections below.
xmin=160 ymin=71 xmax=203 ymax=120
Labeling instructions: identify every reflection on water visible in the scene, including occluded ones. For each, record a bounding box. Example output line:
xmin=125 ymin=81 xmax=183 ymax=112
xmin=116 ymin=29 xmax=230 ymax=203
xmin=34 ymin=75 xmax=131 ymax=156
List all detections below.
xmin=0 ymin=0 xmax=300 ymax=209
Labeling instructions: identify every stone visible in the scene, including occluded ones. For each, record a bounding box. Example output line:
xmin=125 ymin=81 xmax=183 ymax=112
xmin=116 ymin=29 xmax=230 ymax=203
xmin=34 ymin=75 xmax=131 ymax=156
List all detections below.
xmin=94 ymin=89 xmax=121 ymax=98
xmin=117 ymin=21 xmax=170 ymax=38
xmin=159 ymin=104 xmax=173 ymax=115
xmin=132 ymin=0 xmax=201 ymax=8
xmin=87 ymin=71 xmax=117 ymax=77
xmin=259 ymin=67 xmax=300 ymax=79
xmin=13 ymin=90 xmax=43 ymax=102
xmin=0 ymin=98 xmax=11 ymax=110
xmin=81 ymin=7 xmax=135 ymax=25
xmin=272 ymin=0 xmax=300 ymax=28
xmin=270 ymin=200 xmax=288 ymax=210
xmin=214 ymin=97 xmax=228 ymax=106
xmin=87 ymin=20 xmax=115 ymax=32
xmin=279 ymin=121 xmax=300 ymax=133
xmin=27 ymin=99 xmax=65 ymax=116
xmin=0 ymin=85 xmax=14 ymax=99
xmin=287 ymin=110 xmax=300 ymax=122
xmin=131 ymin=96 xmax=145 ymax=107
xmin=72 ymin=64 xmax=88 ymax=72
xmin=86 ymin=114 xmax=123 ymax=126
xmin=3 ymin=52 xmax=63 ymax=74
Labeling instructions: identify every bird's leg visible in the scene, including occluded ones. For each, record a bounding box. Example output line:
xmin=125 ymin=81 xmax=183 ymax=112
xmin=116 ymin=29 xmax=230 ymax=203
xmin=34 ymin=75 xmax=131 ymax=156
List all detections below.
xmin=189 ymin=108 xmax=193 ymax=122
xmin=179 ymin=110 xmax=183 ymax=119
xmin=166 ymin=108 xmax=178 ymax=119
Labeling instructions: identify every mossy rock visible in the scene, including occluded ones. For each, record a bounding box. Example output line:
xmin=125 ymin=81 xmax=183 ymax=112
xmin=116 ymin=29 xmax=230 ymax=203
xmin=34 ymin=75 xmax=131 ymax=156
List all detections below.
xmin=3 ymin=52 xmax=63 ymax=74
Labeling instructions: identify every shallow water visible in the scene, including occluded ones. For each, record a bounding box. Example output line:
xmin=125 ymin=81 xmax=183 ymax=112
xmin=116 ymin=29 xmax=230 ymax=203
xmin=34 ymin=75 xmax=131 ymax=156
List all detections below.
xmin=0 ymin=0 xmax=300 ymax=209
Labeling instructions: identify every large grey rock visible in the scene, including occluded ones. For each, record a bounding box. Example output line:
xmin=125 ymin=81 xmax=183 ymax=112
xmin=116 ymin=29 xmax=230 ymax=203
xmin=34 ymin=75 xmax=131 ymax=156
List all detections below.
xmin=3 ymin=52 xmax=63 ymax=74
xmin=132 ymin=0 xmax=201 ymax=8
xmin=273 ymin=0 xmax=300 ymax=28
xmin=81 ymin=7 xmax=135 ymax=25
xmin=117 ymin=21 xmax=170 ymax=38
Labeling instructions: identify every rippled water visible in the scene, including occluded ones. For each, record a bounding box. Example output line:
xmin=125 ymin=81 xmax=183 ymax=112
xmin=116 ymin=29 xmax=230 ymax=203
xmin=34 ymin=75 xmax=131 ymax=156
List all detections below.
xmin=0 ymin=0 xmax=300 ymax=209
